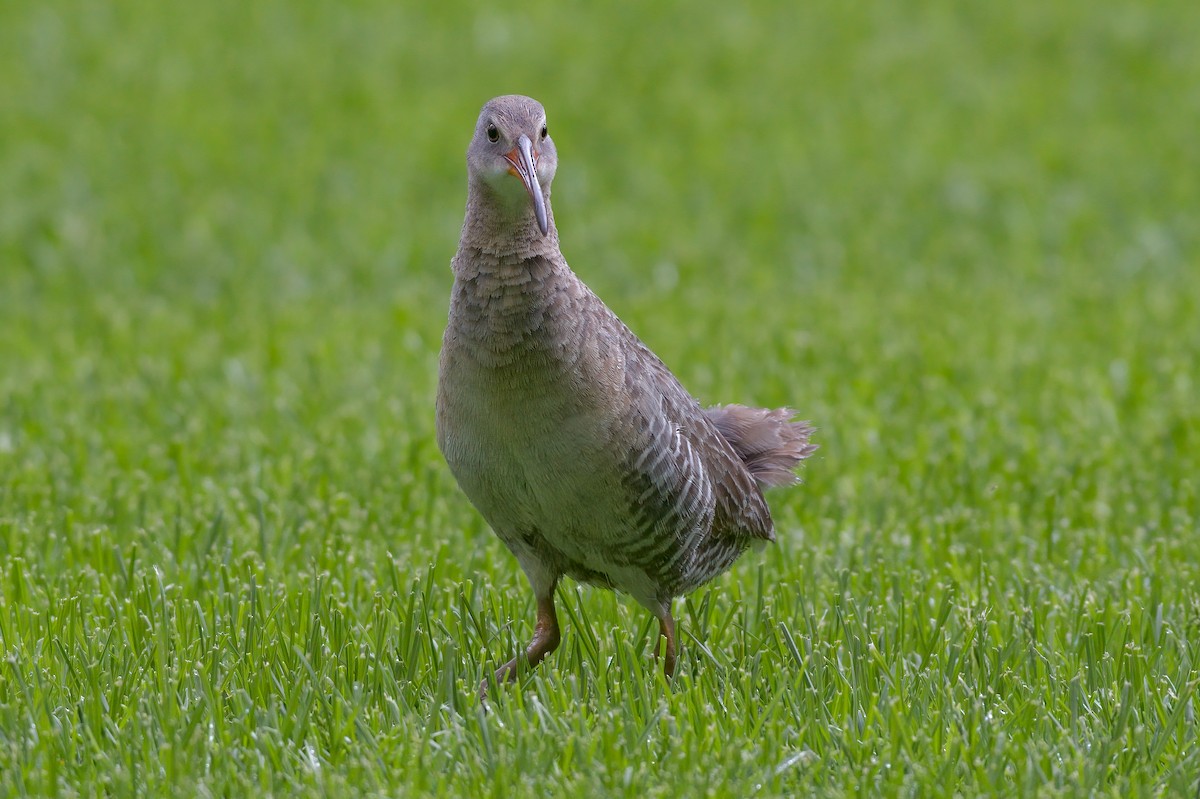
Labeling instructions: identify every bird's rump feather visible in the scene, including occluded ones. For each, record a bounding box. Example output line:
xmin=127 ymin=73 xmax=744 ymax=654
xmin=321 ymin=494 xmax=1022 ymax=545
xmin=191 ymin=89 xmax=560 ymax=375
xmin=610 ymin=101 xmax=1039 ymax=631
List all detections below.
xmin=704 ymin=404 xmax=817 ymax=488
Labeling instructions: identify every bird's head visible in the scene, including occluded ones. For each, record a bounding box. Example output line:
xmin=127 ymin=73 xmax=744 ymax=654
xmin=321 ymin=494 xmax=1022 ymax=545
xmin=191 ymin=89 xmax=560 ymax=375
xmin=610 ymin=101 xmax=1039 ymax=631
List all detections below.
xmin=466 ymin=95 xmax=557 ymax=236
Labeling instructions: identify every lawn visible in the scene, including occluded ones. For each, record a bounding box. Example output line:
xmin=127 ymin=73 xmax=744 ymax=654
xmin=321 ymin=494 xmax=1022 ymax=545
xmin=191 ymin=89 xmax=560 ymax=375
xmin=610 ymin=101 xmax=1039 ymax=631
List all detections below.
xmin=1 ymin=0 xmax=1198 ymax=796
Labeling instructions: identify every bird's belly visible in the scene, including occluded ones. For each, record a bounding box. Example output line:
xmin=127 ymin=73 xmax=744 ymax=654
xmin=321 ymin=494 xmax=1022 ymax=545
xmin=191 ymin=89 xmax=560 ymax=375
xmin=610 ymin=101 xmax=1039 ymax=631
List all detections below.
xmin=438 ymin=377 xmax=681 ymax=597
xmin=440 ymin=392 xmax=614 ymax=531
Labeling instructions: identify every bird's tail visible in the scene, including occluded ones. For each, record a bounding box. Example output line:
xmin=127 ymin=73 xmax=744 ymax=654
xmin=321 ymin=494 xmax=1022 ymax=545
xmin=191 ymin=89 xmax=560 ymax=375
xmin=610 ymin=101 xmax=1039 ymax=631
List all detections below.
xmin=704 ymin=404 xmax=817 ymax=488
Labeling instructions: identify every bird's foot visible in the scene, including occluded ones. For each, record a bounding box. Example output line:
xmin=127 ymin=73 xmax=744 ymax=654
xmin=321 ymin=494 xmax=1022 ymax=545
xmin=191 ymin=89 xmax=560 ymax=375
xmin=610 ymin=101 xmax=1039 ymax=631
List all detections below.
xmin=479 ymin=595 xmax=561 ymax=702
xmin=478 ymin=656 xmax=522 ymax=702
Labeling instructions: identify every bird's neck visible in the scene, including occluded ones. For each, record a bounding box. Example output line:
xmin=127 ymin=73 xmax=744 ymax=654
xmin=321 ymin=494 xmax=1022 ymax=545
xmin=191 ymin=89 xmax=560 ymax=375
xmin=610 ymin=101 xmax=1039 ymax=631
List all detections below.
xmin=457 ymin=177 xmax=559 ymax=260
xmin=446 ymin=244 xmax=584 ymax=370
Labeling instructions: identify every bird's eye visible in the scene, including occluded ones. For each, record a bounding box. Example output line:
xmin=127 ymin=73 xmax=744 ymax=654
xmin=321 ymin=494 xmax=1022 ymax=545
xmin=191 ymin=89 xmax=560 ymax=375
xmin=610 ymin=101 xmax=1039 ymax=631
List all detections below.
xmin=540 ymin=125 xmax=548 ymax=140
xmin=486 ymin=124 xmax=499 ymax=143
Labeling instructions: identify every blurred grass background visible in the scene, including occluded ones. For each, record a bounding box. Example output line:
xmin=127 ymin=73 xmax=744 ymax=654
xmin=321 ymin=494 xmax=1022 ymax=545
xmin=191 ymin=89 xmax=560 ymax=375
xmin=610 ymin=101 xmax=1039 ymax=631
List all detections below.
xmin=1 ymin=0 xmax=1198 ymax=796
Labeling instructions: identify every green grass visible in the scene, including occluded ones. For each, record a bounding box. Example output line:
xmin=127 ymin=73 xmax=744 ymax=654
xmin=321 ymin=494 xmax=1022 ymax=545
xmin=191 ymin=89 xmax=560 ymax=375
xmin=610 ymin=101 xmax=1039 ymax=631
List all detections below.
xmin=2 ymin=0 xmax=1199 ymax=795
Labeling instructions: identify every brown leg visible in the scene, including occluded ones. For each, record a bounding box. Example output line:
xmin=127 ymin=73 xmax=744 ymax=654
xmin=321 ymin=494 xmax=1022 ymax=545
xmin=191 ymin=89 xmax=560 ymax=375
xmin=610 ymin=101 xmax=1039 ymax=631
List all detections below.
xmin=480 ymin=593 xmax=561 ymax=699
xmin=656 ymin=610 xmax=677 ymax=679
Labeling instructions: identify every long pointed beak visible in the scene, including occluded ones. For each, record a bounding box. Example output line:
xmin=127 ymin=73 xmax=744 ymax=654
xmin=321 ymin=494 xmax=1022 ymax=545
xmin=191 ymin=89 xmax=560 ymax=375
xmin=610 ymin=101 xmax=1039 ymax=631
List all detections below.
xmin=505 ymin=134 xmax=549 ymax=236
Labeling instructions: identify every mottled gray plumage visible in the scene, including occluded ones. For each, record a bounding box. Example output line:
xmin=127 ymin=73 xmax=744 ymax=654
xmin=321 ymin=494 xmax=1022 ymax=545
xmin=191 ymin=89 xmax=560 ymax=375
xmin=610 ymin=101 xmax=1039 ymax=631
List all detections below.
xmin=436 ymin=95 xmax=816 ymax=690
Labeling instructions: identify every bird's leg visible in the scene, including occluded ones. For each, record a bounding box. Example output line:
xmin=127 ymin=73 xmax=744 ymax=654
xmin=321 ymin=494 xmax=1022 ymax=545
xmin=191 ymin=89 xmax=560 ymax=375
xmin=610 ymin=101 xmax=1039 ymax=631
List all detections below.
xmin=655 ymin=609 xmax=678 ymax=679
xmin=515 ymin=593 xmax=562 ymax=673
xmin=483 ymin=593 xmax=561 ymax=698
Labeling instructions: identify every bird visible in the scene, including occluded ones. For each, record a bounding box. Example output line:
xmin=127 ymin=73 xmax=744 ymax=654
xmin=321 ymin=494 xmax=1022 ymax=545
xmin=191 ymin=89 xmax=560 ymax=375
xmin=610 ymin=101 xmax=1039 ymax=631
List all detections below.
xmin=436 ymin=95 xmax=815 ymax=693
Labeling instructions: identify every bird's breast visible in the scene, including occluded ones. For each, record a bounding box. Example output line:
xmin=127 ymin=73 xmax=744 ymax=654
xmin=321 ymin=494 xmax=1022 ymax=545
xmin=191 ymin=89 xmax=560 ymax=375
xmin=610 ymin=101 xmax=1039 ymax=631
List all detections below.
xmin=437 ymin=263 xmax=629 ymax=515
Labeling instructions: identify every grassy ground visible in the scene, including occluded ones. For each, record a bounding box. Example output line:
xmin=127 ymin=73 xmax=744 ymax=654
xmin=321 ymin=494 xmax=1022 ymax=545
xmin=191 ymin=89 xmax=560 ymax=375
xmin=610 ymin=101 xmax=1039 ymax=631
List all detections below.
xmin=2 ymin=0 xmax=1199 ymax=796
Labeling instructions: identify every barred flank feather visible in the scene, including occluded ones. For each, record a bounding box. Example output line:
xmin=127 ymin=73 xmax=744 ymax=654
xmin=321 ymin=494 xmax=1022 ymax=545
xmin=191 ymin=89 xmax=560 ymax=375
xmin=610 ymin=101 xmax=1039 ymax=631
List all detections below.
xmin=704 ymin=404 xmax=817 ymax=488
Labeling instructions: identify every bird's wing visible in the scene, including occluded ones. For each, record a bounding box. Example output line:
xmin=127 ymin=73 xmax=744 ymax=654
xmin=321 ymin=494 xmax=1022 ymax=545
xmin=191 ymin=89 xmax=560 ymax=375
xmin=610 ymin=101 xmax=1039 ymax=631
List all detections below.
xmin=612 ymin=315 xmax=775 ymax=545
